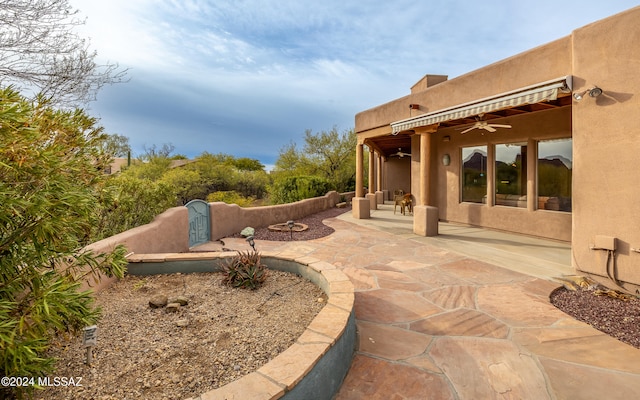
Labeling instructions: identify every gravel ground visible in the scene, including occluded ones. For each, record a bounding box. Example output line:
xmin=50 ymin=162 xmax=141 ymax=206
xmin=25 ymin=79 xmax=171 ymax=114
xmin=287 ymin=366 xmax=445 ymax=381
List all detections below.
xmin=231 ymin=206 xmax=352 ymax=241
xmin=550 ymin=285 xmax=640 ymax=348
xmin=41 ymin=270 xmax=325 ymax=400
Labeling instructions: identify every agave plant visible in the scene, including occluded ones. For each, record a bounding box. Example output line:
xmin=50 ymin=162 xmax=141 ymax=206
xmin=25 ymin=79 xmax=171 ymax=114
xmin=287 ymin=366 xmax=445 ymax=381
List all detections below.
xmin=220 ymin=250 xmax=268 ymax=290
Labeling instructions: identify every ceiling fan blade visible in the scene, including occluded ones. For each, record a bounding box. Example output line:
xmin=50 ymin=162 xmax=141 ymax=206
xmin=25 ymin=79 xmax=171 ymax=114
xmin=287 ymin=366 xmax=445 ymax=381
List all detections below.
xmin=484 ymin=125 xmax=497 ymax=132
xmin=460 ymin=126 xmax=476 ymax=134
xmin=488 ymin=124 xmax=512 ymax=129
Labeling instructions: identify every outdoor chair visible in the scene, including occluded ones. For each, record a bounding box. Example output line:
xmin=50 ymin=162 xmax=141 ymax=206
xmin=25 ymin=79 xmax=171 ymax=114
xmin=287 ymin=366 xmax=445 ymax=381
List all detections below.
xmin=393 ymin=189 xmax=404 ymax=214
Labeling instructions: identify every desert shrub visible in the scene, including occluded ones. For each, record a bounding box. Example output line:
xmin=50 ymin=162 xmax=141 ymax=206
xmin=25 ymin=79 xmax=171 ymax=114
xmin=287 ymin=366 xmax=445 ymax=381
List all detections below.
xmin=206 ymin=191 xmax=255 ymax=207
xmin=0 ymin=87 xmax=127 ymax=399
xmin=268 ymin=175 xmax=332 ymax=204
xmin=220 ymin=251 xmax=268 ymax=290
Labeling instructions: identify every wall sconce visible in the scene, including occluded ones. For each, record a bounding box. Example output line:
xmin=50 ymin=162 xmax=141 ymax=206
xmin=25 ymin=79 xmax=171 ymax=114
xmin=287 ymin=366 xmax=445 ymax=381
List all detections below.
xmin=409 ymin=104 xmax=420 ymax=110
xmin=442 ymin=154 xmax=451 ymax=166
xmin=573 ymin=86 xmax=603 ymax=101
xmin=442 ymin=135 xmax=451 ymax=142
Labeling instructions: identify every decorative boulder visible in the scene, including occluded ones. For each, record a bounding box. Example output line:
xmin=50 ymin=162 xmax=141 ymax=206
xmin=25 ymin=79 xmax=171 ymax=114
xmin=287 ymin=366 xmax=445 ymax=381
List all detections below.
xmin=240 ymin=227 xmax=255 ymax=237
xmin=149 ymin=294 xmax=168 ymax=308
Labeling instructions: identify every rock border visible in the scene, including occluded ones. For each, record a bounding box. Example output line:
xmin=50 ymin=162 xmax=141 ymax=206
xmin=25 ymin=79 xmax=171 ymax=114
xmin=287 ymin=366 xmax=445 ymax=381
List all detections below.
xmin=126 ymin=251 xmax=356 ymax=400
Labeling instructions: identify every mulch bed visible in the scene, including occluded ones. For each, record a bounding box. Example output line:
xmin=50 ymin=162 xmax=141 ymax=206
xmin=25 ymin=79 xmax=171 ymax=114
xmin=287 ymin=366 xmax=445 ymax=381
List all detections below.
xmin=231 ymin=206 xmax=351 ymax=241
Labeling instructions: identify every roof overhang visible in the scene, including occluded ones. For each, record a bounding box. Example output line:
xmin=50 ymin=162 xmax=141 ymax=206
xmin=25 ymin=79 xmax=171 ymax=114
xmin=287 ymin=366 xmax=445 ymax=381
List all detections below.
xmin=390 ymin=76 xmax=572 ymax=135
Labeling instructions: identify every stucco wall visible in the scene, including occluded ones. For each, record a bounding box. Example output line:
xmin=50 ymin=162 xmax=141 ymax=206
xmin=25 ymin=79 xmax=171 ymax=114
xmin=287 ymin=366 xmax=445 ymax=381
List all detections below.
xmin=355 ymin=36 xmax=572 ymax=133
xmin=209 ymin=191 xmax=340 ymax=241
xmin=570 ymin=7 xmax=640 ymax=292
xmin=83 ymin=206 xmax=189 ymax=291
xmin=435 ymin=107 xmax=573 ymax=241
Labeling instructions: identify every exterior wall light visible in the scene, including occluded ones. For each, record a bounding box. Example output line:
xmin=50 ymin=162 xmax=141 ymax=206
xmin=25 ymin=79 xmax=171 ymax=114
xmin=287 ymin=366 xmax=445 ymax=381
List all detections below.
xmin=442 ymin=153 xmax=451 ymax=166
xmin=573 ymin=86 xmax=603 ymax=101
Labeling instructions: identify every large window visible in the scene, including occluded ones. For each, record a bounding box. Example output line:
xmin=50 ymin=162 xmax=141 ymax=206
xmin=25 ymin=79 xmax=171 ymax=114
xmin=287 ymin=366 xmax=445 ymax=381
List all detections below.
xmin=495 ymin=142 xmax=527 ymax=207
xmin=461 ymin=146 xmax=487 ymax=203
xmin=538 ymin=138 xmax=572 ymax=212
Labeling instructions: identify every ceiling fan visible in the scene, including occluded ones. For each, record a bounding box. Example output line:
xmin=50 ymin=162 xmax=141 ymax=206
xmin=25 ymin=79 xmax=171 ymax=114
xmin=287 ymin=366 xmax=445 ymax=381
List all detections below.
xmin=459 ymin=114 xmax=512 ymax=134
xmin=391 ymin=148 xmax=411 ymax=158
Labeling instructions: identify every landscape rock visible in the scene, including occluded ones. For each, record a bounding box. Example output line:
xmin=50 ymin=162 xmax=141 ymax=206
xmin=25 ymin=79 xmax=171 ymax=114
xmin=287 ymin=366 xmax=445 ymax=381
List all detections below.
xmin=149 ymin=294 xmax=168 ymax=308
xmin=176 ymin=319 xmax=189 ymax=327
xmin=166 ymin=302 xmax=181 ymax=312
xmin=240 ymin=227 xmax=255 ymax=237
xmin=169 ymin=295 xmax=189 ymax=306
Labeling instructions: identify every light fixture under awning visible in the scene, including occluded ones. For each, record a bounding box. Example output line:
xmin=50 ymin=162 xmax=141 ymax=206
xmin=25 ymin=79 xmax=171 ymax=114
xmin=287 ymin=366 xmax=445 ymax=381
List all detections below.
xmin=390 ymin=76 xmax=572 ymax=134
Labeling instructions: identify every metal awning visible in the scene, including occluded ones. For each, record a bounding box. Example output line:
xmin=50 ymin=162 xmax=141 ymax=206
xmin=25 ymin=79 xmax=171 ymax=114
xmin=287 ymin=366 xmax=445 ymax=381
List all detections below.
xmin=391 ymin=76 xmax=572 ymax=134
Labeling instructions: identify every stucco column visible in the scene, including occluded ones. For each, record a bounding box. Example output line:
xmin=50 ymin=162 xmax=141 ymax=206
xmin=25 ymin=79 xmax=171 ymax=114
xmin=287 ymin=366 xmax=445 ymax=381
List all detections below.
xmin=419 ymin=132 xmax=431 ymax=206
xmin=355 ymin=143 xmax=364 ymax=197
xmin=375 ymin=152 xmax=384 ymax=204
xmin=352 ymin=142 xmax=370 ymax=219
xmin=367 ymin=147 xmax=377 ymax=210
xmin=414 ymin=128 xmax=438 ymax=236
xmin=368 ymin=148 xmax=376 ymax=193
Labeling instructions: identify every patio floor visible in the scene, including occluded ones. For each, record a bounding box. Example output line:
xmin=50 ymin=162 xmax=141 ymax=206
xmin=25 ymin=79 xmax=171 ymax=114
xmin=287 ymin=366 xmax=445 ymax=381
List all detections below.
xmin=218 ymin=202 xmax=640 ymax=400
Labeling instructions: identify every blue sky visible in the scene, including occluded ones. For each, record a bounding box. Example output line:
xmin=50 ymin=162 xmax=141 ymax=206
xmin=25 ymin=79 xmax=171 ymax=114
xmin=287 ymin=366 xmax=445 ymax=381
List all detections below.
xmin=70 ymin=0 xmax=638 ymax=169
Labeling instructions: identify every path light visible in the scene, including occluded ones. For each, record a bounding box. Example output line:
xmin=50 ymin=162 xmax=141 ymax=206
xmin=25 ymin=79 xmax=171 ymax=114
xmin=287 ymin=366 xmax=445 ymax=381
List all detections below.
xmin=246 ymin=235 xmax=256 ymax=251
xmin=287 ymin=220 xmax=295 ymax=240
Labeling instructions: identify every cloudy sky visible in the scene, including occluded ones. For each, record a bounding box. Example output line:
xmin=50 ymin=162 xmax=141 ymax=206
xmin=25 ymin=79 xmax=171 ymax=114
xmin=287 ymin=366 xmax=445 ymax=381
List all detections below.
xmin=69 ymin=0 xmax=637 ymax=168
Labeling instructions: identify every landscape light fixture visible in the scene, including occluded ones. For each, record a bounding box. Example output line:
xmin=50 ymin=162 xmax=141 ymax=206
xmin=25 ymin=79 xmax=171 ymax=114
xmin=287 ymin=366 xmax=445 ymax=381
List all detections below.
xmin=246 ymin=235 xmax=256 ymax=251
xmin=287 ymin=220 xmax=295 ymax=240
xmin=573 ymin=86 xmax=603 ymax=101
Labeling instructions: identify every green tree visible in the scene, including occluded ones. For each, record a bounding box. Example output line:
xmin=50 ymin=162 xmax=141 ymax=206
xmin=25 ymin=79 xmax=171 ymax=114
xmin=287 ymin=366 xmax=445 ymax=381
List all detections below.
xmin=270 ymin=126 xmax=357 ymax=203
xmin=0 ymin=87 xmax=127 ymax=398
xmin=302 ymin=127 xmax=357 ymax=192
xmin=102 ymin=133 xmax=132 ymax=158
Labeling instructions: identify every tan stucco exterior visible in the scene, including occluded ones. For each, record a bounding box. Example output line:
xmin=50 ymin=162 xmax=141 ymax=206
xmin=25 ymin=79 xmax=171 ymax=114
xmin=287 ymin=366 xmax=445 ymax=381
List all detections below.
xmin=354 ymin=7 xmax=640 ymax=293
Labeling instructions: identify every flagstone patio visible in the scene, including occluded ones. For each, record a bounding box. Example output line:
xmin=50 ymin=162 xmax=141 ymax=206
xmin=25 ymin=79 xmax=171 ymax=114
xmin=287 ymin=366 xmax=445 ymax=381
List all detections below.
xmin=218 ymin=203 xmax=640 ymax=399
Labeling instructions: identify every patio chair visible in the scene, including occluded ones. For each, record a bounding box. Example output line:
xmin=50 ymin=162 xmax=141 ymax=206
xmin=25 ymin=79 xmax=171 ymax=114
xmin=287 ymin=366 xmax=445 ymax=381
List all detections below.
xmin=393 ymin=189 xmax=404 ymax=214
xmin=400 ymin=193 xmax=413 ymax=215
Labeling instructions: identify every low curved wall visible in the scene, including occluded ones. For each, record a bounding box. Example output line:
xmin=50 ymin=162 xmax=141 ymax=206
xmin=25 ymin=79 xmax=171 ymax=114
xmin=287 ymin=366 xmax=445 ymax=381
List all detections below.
xmin=126 ymin=251 xmax=356 ymax=400
xmin=208 ymin=191 xmax=341 ymax=240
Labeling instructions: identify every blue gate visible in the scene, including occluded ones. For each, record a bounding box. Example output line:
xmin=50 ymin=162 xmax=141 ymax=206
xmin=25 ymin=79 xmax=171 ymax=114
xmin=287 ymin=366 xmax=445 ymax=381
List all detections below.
xmin=186 ymin=199 xmax=210 ymax=247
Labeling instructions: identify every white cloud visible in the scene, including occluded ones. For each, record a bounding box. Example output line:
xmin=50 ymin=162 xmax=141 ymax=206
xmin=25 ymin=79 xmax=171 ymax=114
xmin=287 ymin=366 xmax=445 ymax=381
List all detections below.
xmin=70 ymin=0 xmax=639 ymax=163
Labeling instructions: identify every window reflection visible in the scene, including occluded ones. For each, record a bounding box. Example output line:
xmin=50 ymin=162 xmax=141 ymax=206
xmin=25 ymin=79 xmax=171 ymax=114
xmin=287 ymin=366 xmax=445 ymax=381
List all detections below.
xmin=538 ymin=138 xmax=572 ymax=212
xmin=495 ymin=142 xmax=527 ymax=207
xmin=461 ymin=146 xmax=487 ymax=203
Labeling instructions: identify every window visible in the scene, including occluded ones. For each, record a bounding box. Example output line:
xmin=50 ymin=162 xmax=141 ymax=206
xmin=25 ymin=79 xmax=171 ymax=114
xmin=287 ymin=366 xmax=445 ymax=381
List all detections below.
xmin=461 ymin=146 xmax=487 ymax=203
xmin=538 ymin=138 xmax=572 ymax=212
xmin=495 ymin=142 xmax=527 ymax=207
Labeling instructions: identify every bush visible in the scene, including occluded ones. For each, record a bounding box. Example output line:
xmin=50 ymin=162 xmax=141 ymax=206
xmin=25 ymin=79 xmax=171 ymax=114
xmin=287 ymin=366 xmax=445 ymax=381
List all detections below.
xmin=268 ymin=175 xmax=332 ymax=204
xmin=220 ymin=251 xmax=268 ymax=290
xmin=0 ymin=87 xmax=127 ymax=399
xmin=206 ymin=191 xmax=255 ymax=207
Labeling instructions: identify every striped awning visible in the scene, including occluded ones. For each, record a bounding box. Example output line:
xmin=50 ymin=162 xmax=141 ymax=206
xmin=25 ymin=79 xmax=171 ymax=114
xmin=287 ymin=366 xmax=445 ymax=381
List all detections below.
xmin=391 ymin=76 xmax=572 ymax=134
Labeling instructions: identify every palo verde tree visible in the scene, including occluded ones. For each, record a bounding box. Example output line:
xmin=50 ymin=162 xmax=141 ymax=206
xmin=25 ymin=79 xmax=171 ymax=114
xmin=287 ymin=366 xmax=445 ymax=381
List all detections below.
xmin=0 ymin=0 xmax=126 ymax=107
xmin=269 ymin=126 xmax=357 ymax=203
xmin=0 ymin=87 xmax=127 ymax=399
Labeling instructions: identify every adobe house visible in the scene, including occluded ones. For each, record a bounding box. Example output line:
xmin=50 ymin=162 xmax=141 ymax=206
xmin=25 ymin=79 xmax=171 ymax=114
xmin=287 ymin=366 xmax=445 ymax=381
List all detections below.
xmin=353 ymin=7 xmax=640 ymax=293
